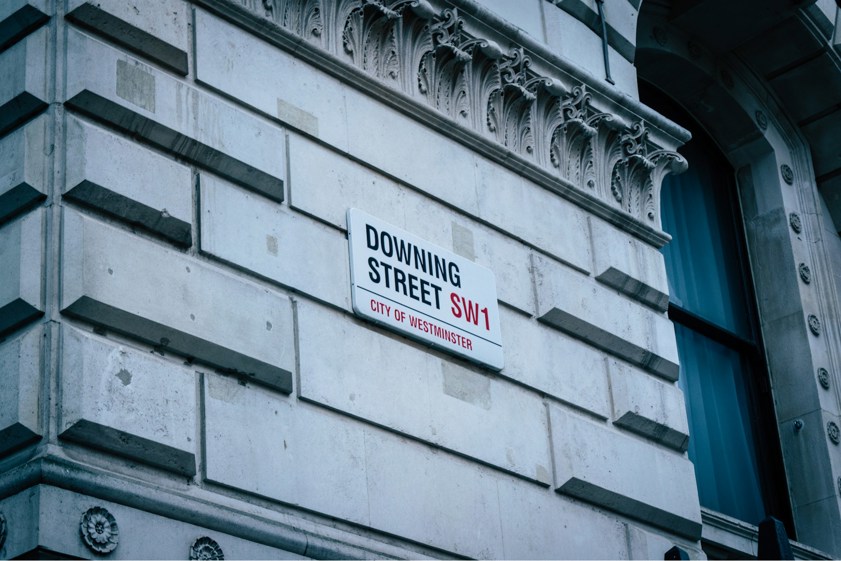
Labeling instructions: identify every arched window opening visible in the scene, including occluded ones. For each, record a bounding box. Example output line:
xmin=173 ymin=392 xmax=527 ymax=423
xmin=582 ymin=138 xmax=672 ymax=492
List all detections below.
xmin=641 ymin=83 xmax=794 ymax=539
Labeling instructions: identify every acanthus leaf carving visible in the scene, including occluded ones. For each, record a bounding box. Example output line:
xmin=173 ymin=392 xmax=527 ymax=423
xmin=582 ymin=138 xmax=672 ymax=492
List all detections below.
xmin=235 ymin=0 xmax=688 ymax=233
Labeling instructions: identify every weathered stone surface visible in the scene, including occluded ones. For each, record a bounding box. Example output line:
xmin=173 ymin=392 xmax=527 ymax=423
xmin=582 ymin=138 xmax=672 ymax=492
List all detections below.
xmin=199 ymin=173 xmax=350 ymax=309
xmin=0 ymin=26 xmax=48 ymax=135
xmin=549 ymin=405 xmax=702 ymax=539
xmin=0 ymin=325 xmax=41 ymax=455
xmin=628 ymin=524 xmax=703 ymax=560
xmin=591 ymin=216 xmax=670 ymax=311
xmin=0 ymin=0 xmax=49 ymax=55
xmin=65 ymin=115 xmax=192 ymax=246
xmin=501 ymin=306 xmax=611 ymax=419
xmin=496 ymin=477 xmax=630 ymax=559
xmin=287 ymin=133 xmax=536 ymax=314
xmin=533 ymin=253 xmax=680 ymax=380
xmin=66 ymin=0 xmax=189 ymax=75
xmin=297 ymin=299 xmax=552 ymax=484
xmin=194 ymin=9 xmax=345 ymax=148
xmin=65 ymin=28 xmax=285 ymax=202
xmin=608 ymin=358 xmax=689 ymax=451
xmin=203 ymin=373 xmax=370 ymax=525
xmin=59 ymin=325 xmax=197 ymax=475
xmin=60 ymin=209 xmax=294 ymax=393
xmin=0 ymin=209 xmax=43 ymax=338
xmin=364 ymin=430 xmax=505 ymax=559
xmin=0 ymin=113 xmax=48 ymax=224
xmin=474 ymin=156 xmax=592 ymax=273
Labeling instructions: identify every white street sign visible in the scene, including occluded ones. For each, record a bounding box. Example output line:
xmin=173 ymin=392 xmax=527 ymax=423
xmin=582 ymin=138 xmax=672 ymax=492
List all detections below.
xmin=347 ymin=208 xmax=504 ymax=370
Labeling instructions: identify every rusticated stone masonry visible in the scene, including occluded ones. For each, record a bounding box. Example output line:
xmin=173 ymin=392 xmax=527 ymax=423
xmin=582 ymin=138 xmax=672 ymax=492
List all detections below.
xmin=235 ymin=0 xmax=687 ymax=230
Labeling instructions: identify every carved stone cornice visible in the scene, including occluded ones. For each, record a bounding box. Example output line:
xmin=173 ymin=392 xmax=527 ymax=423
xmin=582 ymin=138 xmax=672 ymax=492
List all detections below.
xmin=201 ymin=0 xmax=690 ymax=246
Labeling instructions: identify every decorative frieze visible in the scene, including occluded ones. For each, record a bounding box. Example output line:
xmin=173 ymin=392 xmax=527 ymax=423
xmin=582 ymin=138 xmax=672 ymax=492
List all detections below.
xmin=232 ymin=0 xmax=686 ymax=231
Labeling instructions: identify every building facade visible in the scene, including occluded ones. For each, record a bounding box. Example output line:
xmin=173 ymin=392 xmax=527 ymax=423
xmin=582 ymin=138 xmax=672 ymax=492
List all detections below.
xmin=1 ymin=0 xmax=840 ymax=558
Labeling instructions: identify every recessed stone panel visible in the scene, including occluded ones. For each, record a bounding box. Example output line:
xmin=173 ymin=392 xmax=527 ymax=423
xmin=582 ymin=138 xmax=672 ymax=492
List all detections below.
xmin=66 ymin=0 xmax=189 ymax=75
xmin=199 ymin=173 xmax=350 ymax=309
xmin=59 ymin=325 xmax=197 ymax=475
xmin=60 ymin=209 xmax=294 ymax=393
xmin=65 ymin=28 xmax=285 ymax=202
xmin=0 ymin=113 xmax=48 ymax=225
xmin=608 ymin=358 xmax=689 ymax=451
xmin=533 ymin=253 xmax=679 ymax=380
xmin=0 ymin=209 xmax=44 ymax=338
xmin=0 ymin=325 xmax=42 ymax=455
xmin=203 ymin=373 xmax=369 ymax=525
xmin=549 ymin=405 xmax=702 ymax=539
xmin=297 ymin=299 xmax=552 ymax=484
xmin=591 ymin=216 xmax=670 ymax=311
xmin=0 ymin=26 xmax=48 ymax=135
xmin=65 ymin=115 xmax=192 ymax=246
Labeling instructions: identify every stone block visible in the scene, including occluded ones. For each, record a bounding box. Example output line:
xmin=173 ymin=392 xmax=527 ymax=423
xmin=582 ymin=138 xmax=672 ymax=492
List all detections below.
xmin=500 ymin=306 xmax=611 ymax=419
xmin=59 ymin=325 xmax=197 ymax=475
xmin=0 ymin=209 xmax=44 ymax=338
xmin=297 ymin=299 xmax=552 ymax=484
xmin=496 ymin=478 xmax=629 ymax=559
xmin=0 ymin=113 xmax=48 ymax=224
xmin=65 ymin=28 xmax=285 ymax=202
xmin=627 ymin=524 xmax=703 ymax=560
xmin=533 ymin=253 xmax=680 ymax=380
xmin=60 ymin=209 xmax=294 ymax=393
xmin=344 ymin=90 xmax=482 ymax=217
xmin=608 ymin=358 xmax=689 ymax=451
xmin=480 ymin=0 xmax=545 ymax=41
xmin=475 ymin=156 xmax=592 ymax=272
xmin=0 ymin=26 xmax=48 ymax=135
xmin=0 ymin=0 xmax=49 ymax=52
xmin=66 ymin=0 xmax=189 ymax=75
xmin=194 ymin=9 xmax=347 ymax=150
xmin=199 ymin=173 xmax=350 ymax=309
xmin=203 ymin=373 xmax=370 ymax=525
xmin=0 ymin=486 xmax=39 ymax=559
xmin=287 ymin=134 xmax=535 ymax=313
xmin=364 ymin=430 xmax=505 ymax=559
xmin=549 ymin=404 xmax=702 ymax=539
xmin=591 ymin=216 xmax=670 ymax=311
xmin=64 ymin=115 xmax=192 ymax=246
xmin=0 ymin=325 xmax=42 ymax=455
xmin=779 ymin=408 xmax=838 ymax=508
xmin=26 ymin=485 xmax=308 ymax=560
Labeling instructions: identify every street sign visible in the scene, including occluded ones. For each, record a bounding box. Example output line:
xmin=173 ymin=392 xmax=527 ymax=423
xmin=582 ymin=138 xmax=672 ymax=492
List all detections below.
xmin=347 ymin=208 xmax=504 ymax=370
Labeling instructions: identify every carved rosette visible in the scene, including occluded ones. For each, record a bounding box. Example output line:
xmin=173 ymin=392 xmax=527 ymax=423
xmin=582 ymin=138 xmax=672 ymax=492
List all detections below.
xmin=237 ymin=0 xmax=687 ymax=229
xmin=190 ymin=537 xmax=225 ymax=560
xmin=80 ymin=507 xmax=119 ymax=554
xmin=819 ymin=367 xmax=830 ymax=389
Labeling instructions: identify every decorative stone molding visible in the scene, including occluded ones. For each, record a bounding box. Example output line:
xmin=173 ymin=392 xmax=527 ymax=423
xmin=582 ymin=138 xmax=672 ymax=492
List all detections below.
xmin=80 ymin=507 xmax=119 ymax=554
xmin=819 ymin=367 xmax=830 ymax=389
xmin=190 ymin=537 xmax=225 ymax=560
xmin=781 ymin=164 xmax=794 ymax=185
xmin=230 ymin=0 xmax=687 ymax=232
xmin=808 ymin=314 xmax=821 ymax=336
xmin=828 ymin=421 xmax=840 ymax=445
xmin=789 ymin=212 xmax=802 ymax=234
xmin=799 ymin=263 xmax=811 ymax=284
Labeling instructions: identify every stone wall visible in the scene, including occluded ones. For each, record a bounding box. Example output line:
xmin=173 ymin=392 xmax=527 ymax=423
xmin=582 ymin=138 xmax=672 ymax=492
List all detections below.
xmin=0 ymin=1 xmax=705 ymax=558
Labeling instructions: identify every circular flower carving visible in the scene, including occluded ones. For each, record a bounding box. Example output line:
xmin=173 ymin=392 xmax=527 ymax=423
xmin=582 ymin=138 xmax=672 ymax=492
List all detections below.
xmin=799 ymin=263 xmax=812 ymax=284
xmin=755 ymin=110 xmax=768 ymax=131
xmin=190 ymin=537 xmax=225 ymax=560
xmin=808 ymin=314 xmax=821 ymax=336
xmin=789 ymin=212 xmax=802 ymax=234
xmin=828 ymin=421 xmax=840 ymax=445
xmin=781 ymin=164 xmax=794 ymax=185
xmin=0 ymin=512 xmax=7 ymax=551
xmin=80 ymin=507 xmax=119 ymax=554
xmin=819 ymin=368 xmax=830 ymax=389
